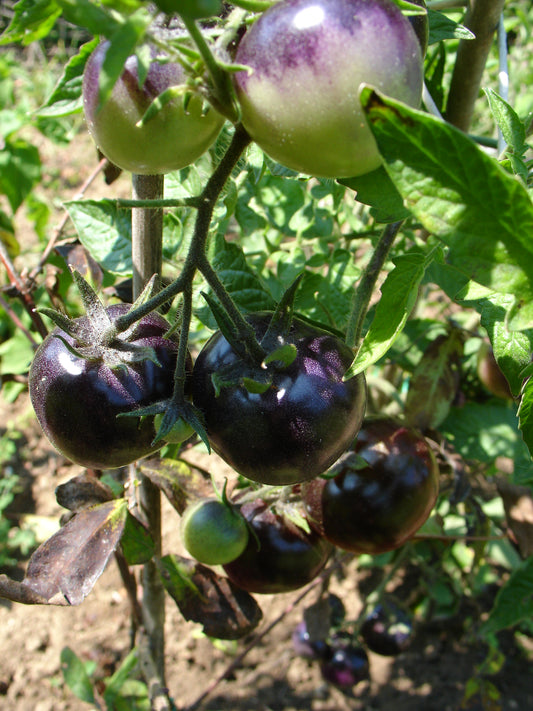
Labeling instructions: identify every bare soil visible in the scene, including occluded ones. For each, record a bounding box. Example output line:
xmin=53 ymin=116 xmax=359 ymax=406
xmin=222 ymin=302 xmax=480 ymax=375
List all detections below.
xmin=1 ymin=392 xmax=533 ymax=711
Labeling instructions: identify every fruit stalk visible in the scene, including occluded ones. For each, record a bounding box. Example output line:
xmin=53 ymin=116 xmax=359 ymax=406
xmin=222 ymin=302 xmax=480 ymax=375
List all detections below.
xmin=130 ymin=173 xmax=166 ymax=685
xmin=445 ymin=0 xmax=506 ymax=131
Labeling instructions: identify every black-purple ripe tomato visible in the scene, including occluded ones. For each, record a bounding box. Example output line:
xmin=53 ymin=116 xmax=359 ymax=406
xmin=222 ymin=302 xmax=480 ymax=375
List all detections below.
xmin=302 ymin=417 xmax=439 ymax=554
xmin=222 ymin=499 xmax=333 ymax=594
xmin=320 ymin=638 xmax=370 ymax=689
xmin=191 ymin=312 xmax=366 ymax=486
xmin=29 ymin=304 xmax=179 ymax=470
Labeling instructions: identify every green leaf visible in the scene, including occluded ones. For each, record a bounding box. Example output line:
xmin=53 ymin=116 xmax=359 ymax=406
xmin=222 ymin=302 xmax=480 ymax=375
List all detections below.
xmin=441 ymin=401 xmax=526 ymax=464
xmin=55 ymin=0 xmax=121 ymax=37
xmin=518 ymin=377 xmax=533 ymax=461
xmin=346 ymin=250 xmax=433 ymax=377
xmin=64 ymin=200 xmax=132 ymax=275
xmin=102 ymin=649 xmax=141 ymax=709
xmin=468 ymin=291 xmax=533 ymax=397
xmin=38 ymin=39 xmax=99 ymax=117
xmin=427 ymin=8 xmax=475 ymax=44
xmin=339 ymin=166 xmax=410 ymax=223
xmin=481 ymin=557 xmax=533 ymax=635
xmin=484 ymin=89 xmax=528 ymax=152
xmin=0 ymin=138 xmax=41 ymax=213
xmin=361 ymin=88 xmax=533 ymax=331
xmin=60 ymin=647 xmax=98 ymax=706
xmin=0 ymin=0 xmax=62 ymax=45
xmin=197 ymin=241 xmax=275 ymax=329
xmin=120 ymin=512 xmax=155 ymax=565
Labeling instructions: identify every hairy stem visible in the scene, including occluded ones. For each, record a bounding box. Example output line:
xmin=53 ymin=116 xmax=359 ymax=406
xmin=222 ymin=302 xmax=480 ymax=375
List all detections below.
xmin=115 ymin=125 xmax=252 ymax=332
xmin=445 ymin=0 xmax=506 ymax=131
xmin=345 ymin=220 xmax=403 ymax=350
xmin=131 ymin=173 xmax=166 ymax=684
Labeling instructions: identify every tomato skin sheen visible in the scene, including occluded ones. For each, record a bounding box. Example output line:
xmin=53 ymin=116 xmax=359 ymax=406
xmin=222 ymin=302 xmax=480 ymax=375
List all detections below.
xmin=223 ymin=499 xmax=333 ymax=594
xmin=191 ymin=312 xmax=366 ymax=486
xmin=29 ymin=304 xmax=179 ymax=470
xmin=180 ymin=498 xmax=249 ymax=566
xmin=82 ymin=42 xmax=224 ymax=175
xmin=233 ymin=0 xmax=423 ymax=178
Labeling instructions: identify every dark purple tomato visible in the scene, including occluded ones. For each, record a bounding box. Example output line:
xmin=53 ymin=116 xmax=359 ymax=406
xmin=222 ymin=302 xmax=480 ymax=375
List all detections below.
xmin=233 ymin=0 xmax=423 ymax=178
xmin=29 ymin=304 xmax=180 ymax=470
xmin=191 ymin=312 xmax=366 ymax=486
xmin=83 ymin=42 xmax=224 ymax=174
xmin=222 ymin=499 xmax=333 ymax=594
xmin=292 ymin=620 xmax=330 ymax=660
xmin=320 ymin=638 xmax=370 ymax=689
xmin=302 ymin=417 xmax=439 ymax=554
xmin=360 ymin=602 xmax=413 ymax=656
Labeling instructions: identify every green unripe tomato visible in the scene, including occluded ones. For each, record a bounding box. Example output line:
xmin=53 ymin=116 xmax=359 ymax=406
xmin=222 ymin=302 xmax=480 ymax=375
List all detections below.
xmin=180 ymin=498 xmax=249 ymax=565
xmin=82 ymin=42 xmax=225 ymax=175
xmin=154 ymin=413 xmax=194 ymax=444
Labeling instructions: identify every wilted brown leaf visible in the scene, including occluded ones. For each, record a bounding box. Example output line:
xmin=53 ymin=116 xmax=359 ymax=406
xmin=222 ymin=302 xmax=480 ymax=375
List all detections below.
xmin=158 ymin=554 xmax=263 ymax=640
xmin=22 ymin=499 xmax=128 ymax=605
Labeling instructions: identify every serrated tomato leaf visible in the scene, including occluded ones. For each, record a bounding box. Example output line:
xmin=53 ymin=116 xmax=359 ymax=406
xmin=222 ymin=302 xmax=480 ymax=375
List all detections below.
xmin=346 ymin=250 xmax=434 ymax=378
xmin=22 ymin=499 xmax=128 ymax=605
xmin=481 ymin=556 xmax=533 ymax=635
xmin=361 ymin=88 xmax=533 ymax=331
xmin=158 ymin=554 xmax=263 ymax=640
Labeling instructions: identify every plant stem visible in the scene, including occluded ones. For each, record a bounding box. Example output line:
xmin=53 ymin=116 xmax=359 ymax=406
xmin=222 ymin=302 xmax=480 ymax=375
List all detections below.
xmin=131 ymin=173 xmax=166 ymax=684
xmin=132 ymin=174 xmax=164 ymax=296
xmin=445 ymin=0 xmax=506 ymax=132
xmin=115 ymin=125 xmax=252 ymax=332
xmin=345 ymin=220 xmax=403 ymax=350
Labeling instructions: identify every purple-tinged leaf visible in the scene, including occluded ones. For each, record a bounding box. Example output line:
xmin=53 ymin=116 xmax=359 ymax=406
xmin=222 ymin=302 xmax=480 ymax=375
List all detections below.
xmin=22 ymin=499 xmax=128 ymax=605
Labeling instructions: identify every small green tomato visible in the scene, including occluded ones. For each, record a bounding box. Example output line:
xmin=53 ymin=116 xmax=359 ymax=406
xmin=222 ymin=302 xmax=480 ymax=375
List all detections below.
xmin=180 ymin=498 xmax=249 ymax=565
xmin=154 ymin=413 xmax=194 ymax=444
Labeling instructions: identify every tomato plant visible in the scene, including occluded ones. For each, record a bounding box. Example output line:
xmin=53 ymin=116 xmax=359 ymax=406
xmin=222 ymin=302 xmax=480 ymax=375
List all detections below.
xmin=0 ymin=0 xmax=532 ymax=708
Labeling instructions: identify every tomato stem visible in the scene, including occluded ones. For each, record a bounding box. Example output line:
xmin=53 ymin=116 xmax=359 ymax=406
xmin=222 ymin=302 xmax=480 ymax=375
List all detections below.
xmin=345 ymin=220 xmax=403 ymax=351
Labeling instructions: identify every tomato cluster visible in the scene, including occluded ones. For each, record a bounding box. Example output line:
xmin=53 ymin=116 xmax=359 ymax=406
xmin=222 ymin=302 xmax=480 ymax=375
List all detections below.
xmin=81 ymin=0 xmax=424 ymax=179
xmin=30 ymin=0 xmax=437 ymax=610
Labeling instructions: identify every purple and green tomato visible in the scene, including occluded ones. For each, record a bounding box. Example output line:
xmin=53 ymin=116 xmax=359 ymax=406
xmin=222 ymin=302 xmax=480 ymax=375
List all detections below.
xmin=233 ymin=0 xmax=423 ymax=178
xmin=83 ymin=42 xmax=225 ymax=175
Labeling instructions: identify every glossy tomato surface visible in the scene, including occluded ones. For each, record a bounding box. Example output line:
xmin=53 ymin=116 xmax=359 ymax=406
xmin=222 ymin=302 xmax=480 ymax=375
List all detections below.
xmin=29 ymin=304 xmax=179 ymax=469
xmin=302 ymin=417 xmax=439 ymax=553
xmin=83 ymin=42 xmax=224 ymax=174
xmin=191 ymin=312 xmax=366 ymax=485
xmin=233 ymin=0 xmax=423 ymax=177
xmin=222 ymin=499 xmax=333 ymax=594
